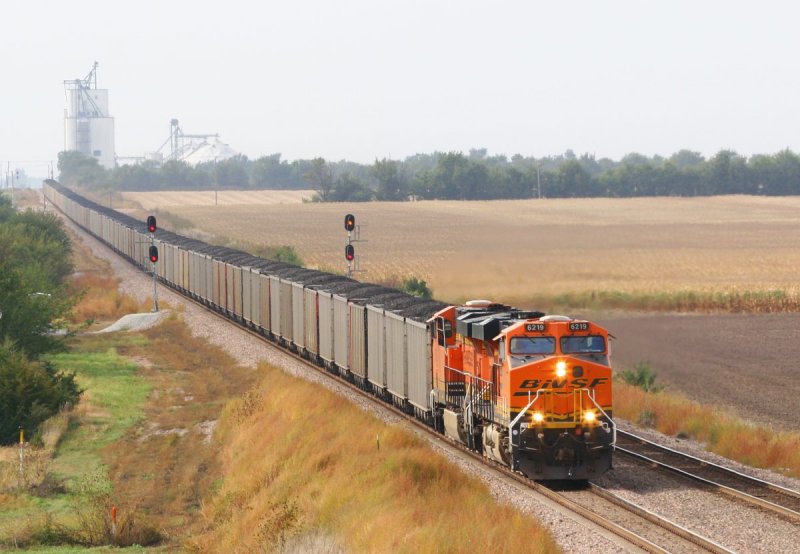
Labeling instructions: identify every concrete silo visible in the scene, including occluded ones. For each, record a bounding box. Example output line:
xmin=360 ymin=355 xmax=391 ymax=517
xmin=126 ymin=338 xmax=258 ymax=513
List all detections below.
xmin=63 ymin=62 xmax=116 ymax=169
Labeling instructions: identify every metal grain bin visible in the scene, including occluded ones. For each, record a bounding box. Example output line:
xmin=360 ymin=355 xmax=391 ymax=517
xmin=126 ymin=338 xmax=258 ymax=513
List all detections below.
xmin=242 ymin=267 xmax=252 ymax=322
xmin=386 ymin=311 xmax=407 ymax=400
xmin=270 ymin=275 xmax=281 ymax=335
xmin=349 ymin=304 xmax=367 ymax=380
xmin=304 ymin=287 xmax=319 ymax=355
xmin=406 ymin=319 xmax=432 ymax=411
xmin=292 ymin=282 xmax=305 ymax=349
xmin=367 ymin=306 xmax=386 ymax=389
xmin=259 ymin=273 xmax=271 ymax=332
xmin=280 ymin=279 xmax=293 ymax=340
xmin=318 ymin=292 xmax=334 ymax=363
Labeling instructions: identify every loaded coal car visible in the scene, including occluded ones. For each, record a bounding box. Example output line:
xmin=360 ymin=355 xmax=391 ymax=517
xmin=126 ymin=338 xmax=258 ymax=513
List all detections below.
xmin=43 ymin=180 xmax=615 ymax=481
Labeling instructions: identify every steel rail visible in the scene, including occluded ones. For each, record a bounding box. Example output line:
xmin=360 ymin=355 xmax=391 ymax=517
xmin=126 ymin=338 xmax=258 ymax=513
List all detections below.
xmin=133 ymin=261 xmax=733 ymax=553
xmin=172 ymin=288 xmax=729 ymax=553
xmin=587 ymin=484 xmax=733 ymax=554
xmin=52 ymin=199 xmax=732 ymax=554
xmin=616 ymin=430 xmax=800 ymax=523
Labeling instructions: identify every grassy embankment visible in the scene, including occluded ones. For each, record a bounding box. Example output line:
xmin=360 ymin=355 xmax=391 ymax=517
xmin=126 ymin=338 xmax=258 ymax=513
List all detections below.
xmin=192 ymin=362 xmax=557 ymax=553
xmin=2 ymin=228 xmax=559 ymax=552
xmin=615 ymin=376 xmax=800 ymax=479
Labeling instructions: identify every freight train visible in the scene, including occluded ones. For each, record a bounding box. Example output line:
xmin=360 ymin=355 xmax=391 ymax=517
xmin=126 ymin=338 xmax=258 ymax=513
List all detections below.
xmin=44 ymin=180 xmax=616 ymax=480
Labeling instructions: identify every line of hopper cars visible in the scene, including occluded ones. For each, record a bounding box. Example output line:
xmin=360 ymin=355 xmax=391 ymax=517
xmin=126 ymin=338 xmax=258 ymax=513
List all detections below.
xmin=44 ymin=179 xmax=616 ymax=480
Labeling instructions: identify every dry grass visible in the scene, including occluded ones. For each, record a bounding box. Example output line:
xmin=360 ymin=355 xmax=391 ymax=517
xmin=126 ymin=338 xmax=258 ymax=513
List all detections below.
xmin=615 ymin=383 xmax=800 ymax=478
xmin=68 ymin=273 xmax=148 ymax=324
xmin=65 ymin=229 xmax=153 ymax=324
xmin=8 ymin=188 xmax=43 ymax=210
xmin=190 ymin=363 xmax=558 ymax=554
xmin=126 ymin=193 xmax=800 ymax=311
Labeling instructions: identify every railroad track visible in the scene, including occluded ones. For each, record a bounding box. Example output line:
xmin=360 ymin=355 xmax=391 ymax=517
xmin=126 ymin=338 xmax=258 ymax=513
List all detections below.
xmin=142 ymin=271 xmax=735 ymax=553
xmin=57 ymin=210 xmax=736 ymax=553
xmin=616 ymin=430 xmax=800 ymax=523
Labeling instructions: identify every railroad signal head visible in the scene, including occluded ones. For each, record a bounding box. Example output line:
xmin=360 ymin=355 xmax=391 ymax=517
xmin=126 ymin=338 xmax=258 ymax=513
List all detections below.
xmin=149 ymin=245 xmax=159 ymax=263
xmin=345 ymin=244 xmax=355 ymax=261
xmin=147 ymin=215 xmax=157 ymax=233
xmin=344 ymin=214 xmax=355 ymax=232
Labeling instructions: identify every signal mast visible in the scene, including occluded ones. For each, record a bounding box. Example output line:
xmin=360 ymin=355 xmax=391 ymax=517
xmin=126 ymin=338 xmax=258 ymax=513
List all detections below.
xmin=147 ymin=215 xmax=159 ymax=312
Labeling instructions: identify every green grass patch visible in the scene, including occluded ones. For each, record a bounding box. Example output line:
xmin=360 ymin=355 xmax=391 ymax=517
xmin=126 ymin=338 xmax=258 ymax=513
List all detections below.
xmin=46 ymin=346 xmax=149 ymax=479
xmin=0 ymin=336 xmax=152 ymax=549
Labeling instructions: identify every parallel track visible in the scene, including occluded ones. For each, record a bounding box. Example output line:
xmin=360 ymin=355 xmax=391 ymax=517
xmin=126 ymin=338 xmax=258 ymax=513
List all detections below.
xmin=171 ymin=280 xmax=734 ymax=553
xmin=56 ymin=206 xmax=734 ymax=553
xmin=616 ymin=430 xmax=800 ymax=523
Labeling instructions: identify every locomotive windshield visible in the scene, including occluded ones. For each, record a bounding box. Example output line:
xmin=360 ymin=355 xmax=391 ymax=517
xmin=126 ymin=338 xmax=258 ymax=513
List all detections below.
xmin=561 ymin=335 xmax=605 ymax=354
xmin=510 ymin=337 xmax=555 ymax=355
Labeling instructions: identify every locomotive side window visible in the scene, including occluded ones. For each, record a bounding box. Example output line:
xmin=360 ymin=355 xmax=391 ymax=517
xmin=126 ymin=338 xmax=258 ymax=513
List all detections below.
xmin=436 ymin=317 xmax=453 ymax=346
xmin=561 ymin=335 xmax=605 ymax=354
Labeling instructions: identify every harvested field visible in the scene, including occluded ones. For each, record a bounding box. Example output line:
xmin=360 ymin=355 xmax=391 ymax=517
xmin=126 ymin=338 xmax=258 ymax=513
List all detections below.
xmin=130 ymin=193 xmax=800 ymax=307
xmin=597 ymin=311 xmax=800 ymax=432
xmin=122 ymin=189 xmax=314 ymax=209
xmin=124 ymin=192 xmax=800 ymax=435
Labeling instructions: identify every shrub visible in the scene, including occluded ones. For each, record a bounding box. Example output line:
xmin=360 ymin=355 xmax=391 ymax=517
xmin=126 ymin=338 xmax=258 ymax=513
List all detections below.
xmin=402 ymin=276 xmax=433 ymax=299
xmin=617 ymin=361 xmax=663 ymax=393
xmin=0 ymin=342 xmax=82 ymax=445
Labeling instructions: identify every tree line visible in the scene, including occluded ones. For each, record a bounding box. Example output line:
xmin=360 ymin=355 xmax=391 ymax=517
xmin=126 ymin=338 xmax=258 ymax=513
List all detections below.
xmin=0 ymin=195 xmax=81 ymax=444
xmin=58 ymin=147 xmax=800 ymax=200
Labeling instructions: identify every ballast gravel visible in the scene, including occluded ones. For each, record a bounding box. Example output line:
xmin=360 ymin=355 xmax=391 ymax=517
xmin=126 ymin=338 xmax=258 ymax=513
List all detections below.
xmin=63 ymin=216 xmax=800 ymax=553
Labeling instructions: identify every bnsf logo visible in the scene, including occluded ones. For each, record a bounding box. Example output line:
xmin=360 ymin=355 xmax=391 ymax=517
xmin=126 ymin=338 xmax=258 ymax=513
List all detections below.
xmin=512 ymin=377 xmax=609 ymax=396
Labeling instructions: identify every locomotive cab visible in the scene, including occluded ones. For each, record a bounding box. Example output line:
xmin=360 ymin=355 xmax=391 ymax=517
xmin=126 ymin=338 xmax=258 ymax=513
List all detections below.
xmin=498 ymin=316 xmax=615 ymax=479
xmin=431 ymin=304 xmax=616 ymax=480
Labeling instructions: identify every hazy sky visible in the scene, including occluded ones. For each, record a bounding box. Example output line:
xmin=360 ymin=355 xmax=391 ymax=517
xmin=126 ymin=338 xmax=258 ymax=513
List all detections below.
xmin=3 ymin=0 xmax=799 ymax=174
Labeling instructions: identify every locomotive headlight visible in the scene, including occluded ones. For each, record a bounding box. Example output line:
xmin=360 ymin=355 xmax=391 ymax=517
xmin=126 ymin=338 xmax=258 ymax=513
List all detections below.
xmin=583 ymin=410 xmax=597 ymax=423
xmin=532 ymin=412 xmax=544 ymax=423
xmin=555 ymin=361 xmax=567 ymax=378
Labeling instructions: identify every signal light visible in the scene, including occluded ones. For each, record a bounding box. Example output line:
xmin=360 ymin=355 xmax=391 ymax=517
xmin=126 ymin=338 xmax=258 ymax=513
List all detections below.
xmin=149 ymin=245 xmax=158 ymax=263
xmin=345 ymin=244 xmax=355 ymax=261
xmin=344 ymin=213 xmax=355 ymax=232
xmin=147 ymin=215 xmax=157 ymax=233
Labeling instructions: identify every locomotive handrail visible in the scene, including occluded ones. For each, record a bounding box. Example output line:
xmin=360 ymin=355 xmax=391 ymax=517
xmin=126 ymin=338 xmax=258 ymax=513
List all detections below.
xmin=443 ymin=365 xmax=493 ymax=387
xmin=584 ymin=389 xmax=616 ymax=445
xmin=507 ymin=392 xmax=543 ymax=469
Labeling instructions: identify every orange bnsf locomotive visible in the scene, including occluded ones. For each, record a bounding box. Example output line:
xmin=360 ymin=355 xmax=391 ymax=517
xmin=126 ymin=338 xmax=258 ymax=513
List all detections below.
xmin=44 ymin=180 xmax=616 ymax=482
xmin=430 ymin=301 xmax=615 ymax=480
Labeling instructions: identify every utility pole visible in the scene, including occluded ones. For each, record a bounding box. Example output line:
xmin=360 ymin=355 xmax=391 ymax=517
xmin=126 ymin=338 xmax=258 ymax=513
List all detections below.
xmin=536 ymin=164 xmax=541 ymax=199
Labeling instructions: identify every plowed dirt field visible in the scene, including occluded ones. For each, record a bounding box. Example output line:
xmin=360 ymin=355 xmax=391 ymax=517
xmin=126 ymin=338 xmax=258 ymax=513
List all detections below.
xmin=597 ymin=311 xmax=800 ymax=431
